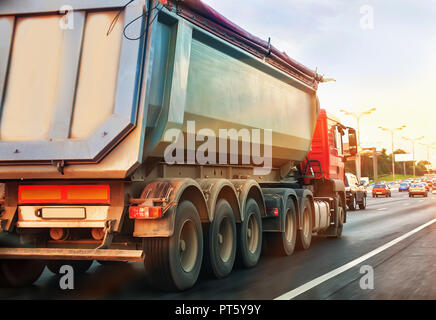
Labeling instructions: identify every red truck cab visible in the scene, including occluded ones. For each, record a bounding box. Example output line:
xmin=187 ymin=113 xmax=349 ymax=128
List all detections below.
xmin=303 ymin=109 xmax=365 ymax=210
xmin=307 ymin=109 xmax=349 ymax=181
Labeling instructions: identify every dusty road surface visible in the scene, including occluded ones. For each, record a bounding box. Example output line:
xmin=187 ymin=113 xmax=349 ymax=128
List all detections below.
xmin=2 ymin=191 xmax=436 ymax=300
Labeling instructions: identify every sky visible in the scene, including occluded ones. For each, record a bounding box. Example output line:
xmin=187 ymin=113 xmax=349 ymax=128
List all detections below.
xmin=202 ymin=0 xmax=436 ymax=167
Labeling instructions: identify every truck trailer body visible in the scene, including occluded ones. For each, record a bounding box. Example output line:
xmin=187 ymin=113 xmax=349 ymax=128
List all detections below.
xmin=0 ymin=0 xmax=357 ymax=290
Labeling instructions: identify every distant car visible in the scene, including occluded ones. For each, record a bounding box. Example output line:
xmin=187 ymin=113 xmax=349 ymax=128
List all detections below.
xmin=399 ymin=183 xmax=410 ymax=192
xmin=345 ymin=173 xmax=367 ymax=210
xmin=409 ymin=183 xmax=428 ymax=197
xmin=372 ymin=184 xmax=391 ymax=198
xmin=432 ymin=186 xmax=436 ymax=195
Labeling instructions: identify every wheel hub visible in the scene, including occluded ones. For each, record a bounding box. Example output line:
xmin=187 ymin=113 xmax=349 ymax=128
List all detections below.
xmin=178 ymin=219 xmax=198 ymax=273
xmin=246 ymin=214 xmax=259 ymax=254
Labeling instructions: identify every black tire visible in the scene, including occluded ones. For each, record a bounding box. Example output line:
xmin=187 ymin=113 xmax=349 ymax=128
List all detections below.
xmin=359 ymin=195 xmax=367 ymax=210
xmin=203 ymin=199 xmax=236 ymax=279
xmin=266 ymin=199 xmax=297 ymax=256
xmin=0 ymin=260 xmax=45 ymax=287
xmin=47 ymin=260 xmax=93 ymax=275
xmin=143 ymin=200 xmax=203 ymax=291
xmin=325 ymin=195 xmax=344 ymax=239
xmin=335 ymin=204 xmax=344 ymax=238
xmin=296 ymin=198 xmax=313 ymax=250
xmin=237 ymin=198 xmax=262 ymax=268
xmin=348 ymin=196 xmax=357 ymax=211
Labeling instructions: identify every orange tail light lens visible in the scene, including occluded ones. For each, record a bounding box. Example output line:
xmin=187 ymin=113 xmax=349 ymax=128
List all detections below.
xmin=18 ymin=185 xmax=110 ymax=204
xmin=129 ymin=206 xmax=162 ymax=219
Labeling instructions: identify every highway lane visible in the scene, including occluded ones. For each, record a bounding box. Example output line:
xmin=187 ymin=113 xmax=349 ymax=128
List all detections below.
xmin=1 ymin=191 xmax=436 ymax=300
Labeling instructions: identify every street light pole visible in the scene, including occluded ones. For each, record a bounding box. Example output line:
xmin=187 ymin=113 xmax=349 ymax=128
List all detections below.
xmin=379 ymin=125 xmax=406 ymax=181
xmin=402 ymin=136 xmax=424 ymax=178
xmin=418 ymin=142 xmax=436 ymax=172
xmin=340 ymin=107 xmax=376 ymax=182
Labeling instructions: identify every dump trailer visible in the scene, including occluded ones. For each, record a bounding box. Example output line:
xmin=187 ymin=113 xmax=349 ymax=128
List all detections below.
xmin=0 ymin=0 xmax=357 ymax=290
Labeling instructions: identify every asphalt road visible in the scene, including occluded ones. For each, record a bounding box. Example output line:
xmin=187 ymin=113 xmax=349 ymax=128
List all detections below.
xmin=2 ymin=190 xmax=436 ymax=300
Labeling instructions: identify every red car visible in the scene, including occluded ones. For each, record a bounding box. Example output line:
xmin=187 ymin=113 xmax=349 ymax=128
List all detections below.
xmin=372 ymin=184 xmax=391 ymax=198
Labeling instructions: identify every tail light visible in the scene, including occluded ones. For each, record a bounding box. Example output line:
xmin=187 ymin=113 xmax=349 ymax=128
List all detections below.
xmin=18 ymin=185 xmax=110 ymax=204
xmin=266 ymin=207 xmax=279 ymax=217
xmin=129 ymin=206 xmax=162 ymax=219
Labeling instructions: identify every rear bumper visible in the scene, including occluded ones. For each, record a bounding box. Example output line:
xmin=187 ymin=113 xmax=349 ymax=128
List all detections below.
xmin=0 ymin=247 xmax=144 ymax=262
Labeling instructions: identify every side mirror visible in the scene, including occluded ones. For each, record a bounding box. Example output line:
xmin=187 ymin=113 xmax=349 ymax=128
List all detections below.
xmin=348 ymin=128 xmax=358 ymax=156
xmin=343 ymin=128 xmax=358 ymax=158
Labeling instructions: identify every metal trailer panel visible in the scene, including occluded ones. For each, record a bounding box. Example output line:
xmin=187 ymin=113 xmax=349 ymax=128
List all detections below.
xmin=0 ymin=1 xmax=145 ymax=164
xmin=0 ymin=1 xmax=150 ymax=179
xmin=143 ymin=8 xmax=319 ymax=169
xmin=0 ymin=2 xmax=319 ymax=180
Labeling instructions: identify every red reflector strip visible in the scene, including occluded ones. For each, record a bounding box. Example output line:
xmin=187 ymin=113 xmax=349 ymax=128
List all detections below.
xmin=18 ymin=185 xmax=110 ymax=204
xmin=129 ymin=206 xmax=162 ymax=219
xmin=266 ymin=208 xmax=279 ymax=216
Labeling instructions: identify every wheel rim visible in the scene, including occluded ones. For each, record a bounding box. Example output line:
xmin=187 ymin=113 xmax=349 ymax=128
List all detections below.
xmin=303 ymin=208 xmax=310 ymax=238
xmin=246 ymin=213 xmax=259 ymax=254
xmin=178 ymin=219 xmax=198 ymax=273
xmin=218 ymin=217 xmax=233 ymax=263
xmin=285 ymin=210 xmax=294 ymax=243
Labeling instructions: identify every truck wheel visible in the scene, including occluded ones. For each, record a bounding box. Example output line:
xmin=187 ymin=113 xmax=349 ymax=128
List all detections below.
xmin=359 ymin=195 xmax=367 ymax=210
xmin=47 ymin=260 xmax=93 ymax=275
xmin=267 ymin=199 xmax=297 ymax=256
xmin=0 ymin=260 xmax=45 ymax=287
xmin=296 ymin=198 xmax=312 ymax=250
xmin=143 ymin=200 xmax=203 ymax=291
xmin=335 ymin=205 xmax=345 ymax=238
xmin=203 ymin=199 xmax=236 ymax=279
xmin=348 ymin=196 xmax=357 ymax=211
xmin=237 ymin=198 xmax=262 ymax=268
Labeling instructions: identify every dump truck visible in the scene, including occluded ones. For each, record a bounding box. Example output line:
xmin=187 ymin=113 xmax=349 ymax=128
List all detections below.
xmin=0 ymin=0 xmax=357 ymax=291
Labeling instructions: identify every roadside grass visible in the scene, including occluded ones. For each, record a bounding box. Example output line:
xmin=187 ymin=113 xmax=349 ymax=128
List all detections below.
xmin=372 ymin=174 xmax=422 ymax=183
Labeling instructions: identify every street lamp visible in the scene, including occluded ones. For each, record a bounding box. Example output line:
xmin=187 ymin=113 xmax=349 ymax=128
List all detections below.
xmin=340 ymin=107 xmax=376 ymax=181
xmin=418 ymin=141 xmax=436 ymax=172
xmin=402 ymin=136 xmax=424 ymax=178
xmin=378 ymin=125 xmax=406 ymax=181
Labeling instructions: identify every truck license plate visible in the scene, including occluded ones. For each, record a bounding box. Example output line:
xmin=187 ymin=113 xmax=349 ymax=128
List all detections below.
xmin=41 ymin=207 xmax=86 ymax=219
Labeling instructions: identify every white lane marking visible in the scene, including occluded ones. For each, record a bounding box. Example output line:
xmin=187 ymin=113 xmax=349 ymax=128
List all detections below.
xmin=377 ymin=208 xmax=387 ymax=211
xmin=274 ymin=218 xmax=436 ymax=300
